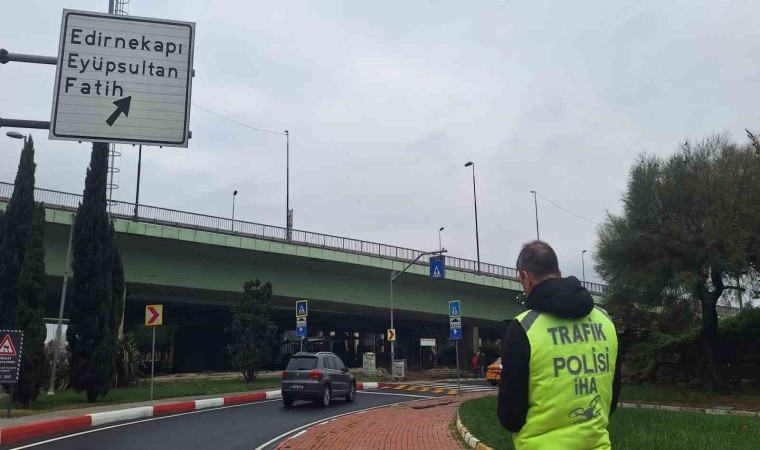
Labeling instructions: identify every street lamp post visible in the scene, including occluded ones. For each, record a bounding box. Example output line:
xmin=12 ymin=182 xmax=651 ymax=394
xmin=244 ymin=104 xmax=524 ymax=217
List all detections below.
xmin=285 ymin=130 xmax=289 ymax=230
xmin=231 ymin=190 xmax=238 ymax=232
xmin=582 ymin=250 xmax=587 ymax=284
xmin=438 ymin=227 xmax=444 ymax=251
xmin=464 ymin=162 xmax=481 ymax=275
xmin=6 ymin=131 xmax=25 ymax=139
xmin=389 ymin=249 xmax=447 ymax=378
xmin=530 ymin=190 xmax=540 ymax=240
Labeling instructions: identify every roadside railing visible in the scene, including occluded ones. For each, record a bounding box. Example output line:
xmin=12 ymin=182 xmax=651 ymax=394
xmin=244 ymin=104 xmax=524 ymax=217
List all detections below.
xmin=0 ymin=181 xmax=608 ymax=295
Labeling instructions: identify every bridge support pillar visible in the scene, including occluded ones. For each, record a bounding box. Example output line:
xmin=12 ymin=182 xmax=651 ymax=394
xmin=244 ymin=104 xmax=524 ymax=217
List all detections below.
xmin=461 ymin=325 xmax=480 ymax=369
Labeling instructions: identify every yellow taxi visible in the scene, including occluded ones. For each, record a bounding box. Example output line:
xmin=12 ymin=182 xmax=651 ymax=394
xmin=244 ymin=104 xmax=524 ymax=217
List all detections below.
xmin=486 ymin=357 xmax=502 ymax=386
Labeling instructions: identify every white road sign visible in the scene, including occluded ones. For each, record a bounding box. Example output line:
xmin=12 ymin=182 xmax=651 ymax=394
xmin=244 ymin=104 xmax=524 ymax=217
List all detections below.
xmin=49 ymin=9 xmax=195 ymax=147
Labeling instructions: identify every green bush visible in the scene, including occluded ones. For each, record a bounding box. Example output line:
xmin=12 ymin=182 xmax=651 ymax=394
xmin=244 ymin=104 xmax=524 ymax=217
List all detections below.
xmin=625 ymin=332 xmax=695 ymax=382
xmin=44 ymin=340 xmax=70 ymax=391
xmin=719 ymin=308 xmax=760 ymax=343
xmin=116 ymin=333 xmax=145 ymax=387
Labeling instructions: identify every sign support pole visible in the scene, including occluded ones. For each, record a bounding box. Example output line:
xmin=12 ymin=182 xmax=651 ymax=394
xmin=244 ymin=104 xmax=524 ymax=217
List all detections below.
xmin=48 ymin=213 xmax=75 ymax=395
xmin=389 ymin=271 xmax=395 ymax=376
xmin=150 ymin=327 xmax=156 ymax=401
xmin=134 ymin=145 xmax=142 ymax=220
xmin=388 ymin=249 xmax=447 ymax=378
xmin=6 ymin=384 xmax=13 ymax=418
xmin=455 ymin=341 xmax=460 ymax=396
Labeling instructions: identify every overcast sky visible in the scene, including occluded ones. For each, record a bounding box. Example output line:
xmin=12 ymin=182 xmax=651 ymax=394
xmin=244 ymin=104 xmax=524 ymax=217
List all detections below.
xmin=2 ymin=0 xmax=759 ymax=285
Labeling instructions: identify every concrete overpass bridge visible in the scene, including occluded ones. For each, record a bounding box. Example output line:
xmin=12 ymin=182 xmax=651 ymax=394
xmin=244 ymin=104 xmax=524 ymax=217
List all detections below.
xmin=0 ymin=181 xmax=606 ymax=373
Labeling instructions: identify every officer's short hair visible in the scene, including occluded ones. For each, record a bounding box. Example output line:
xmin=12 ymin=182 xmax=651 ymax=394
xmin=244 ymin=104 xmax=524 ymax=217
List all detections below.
xmin=516 ymin=240 xmax=560 ymax=279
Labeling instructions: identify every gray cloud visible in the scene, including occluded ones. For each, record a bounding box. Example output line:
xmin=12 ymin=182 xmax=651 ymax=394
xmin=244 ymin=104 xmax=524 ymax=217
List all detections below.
xmin=2 ymin=0 xmax=759 ymax=285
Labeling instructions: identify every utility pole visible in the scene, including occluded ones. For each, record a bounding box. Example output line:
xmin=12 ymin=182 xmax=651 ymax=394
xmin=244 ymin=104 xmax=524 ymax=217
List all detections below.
xmin=48 ymin=213 xmax=75 ymax=395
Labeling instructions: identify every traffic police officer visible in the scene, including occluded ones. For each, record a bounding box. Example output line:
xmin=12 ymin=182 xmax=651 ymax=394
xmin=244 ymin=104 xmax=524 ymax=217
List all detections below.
xmin=498 ymin=241 xmax=620 ymax=449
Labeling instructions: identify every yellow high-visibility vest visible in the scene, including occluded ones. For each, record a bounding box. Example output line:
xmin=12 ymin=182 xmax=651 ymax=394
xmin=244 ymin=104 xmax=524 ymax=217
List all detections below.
xmin=513 ymin=306 xmax=618 ymax=450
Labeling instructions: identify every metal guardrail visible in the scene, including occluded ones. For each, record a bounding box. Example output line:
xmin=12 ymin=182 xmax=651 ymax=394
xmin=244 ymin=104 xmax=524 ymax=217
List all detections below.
xmin=0 ymin=181 xmax=608 ymax=295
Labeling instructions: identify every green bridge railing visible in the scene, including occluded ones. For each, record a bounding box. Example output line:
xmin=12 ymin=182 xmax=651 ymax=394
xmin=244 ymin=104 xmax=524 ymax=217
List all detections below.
xmin=0 ymin=181 xmax=608 ymax=295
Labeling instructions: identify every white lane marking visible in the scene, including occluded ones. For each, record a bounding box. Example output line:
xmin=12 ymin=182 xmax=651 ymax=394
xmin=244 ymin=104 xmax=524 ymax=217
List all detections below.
xmin=414 ymin=383 xmax=494 ymax=389
xmin=253 ymin=396 xmax=424 ymax=450
xmin=9 ymin=400 xmax=281 ymax=449
xmin=359 ymin=391 xmax=435 ymax=399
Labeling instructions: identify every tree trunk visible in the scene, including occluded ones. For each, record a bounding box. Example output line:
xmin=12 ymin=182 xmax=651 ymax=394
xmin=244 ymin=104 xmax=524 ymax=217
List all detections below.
xmin=701 ymin=270 xmax=726 ymax=392
xmin=700 ymin=299 xmax=723 ymax=391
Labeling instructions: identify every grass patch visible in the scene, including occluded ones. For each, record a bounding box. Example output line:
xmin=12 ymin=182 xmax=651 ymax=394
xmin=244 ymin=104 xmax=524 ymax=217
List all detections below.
xmin=459 ymin=396 xmax=760 ymax=450
xmin=621 ymin=384 xmax=760 ymax=411
xmin=0 ymin=377 xmax=281 ymax=417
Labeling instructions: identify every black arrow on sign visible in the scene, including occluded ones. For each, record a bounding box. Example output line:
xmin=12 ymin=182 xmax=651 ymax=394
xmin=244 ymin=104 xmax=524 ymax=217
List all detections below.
xmin=105 ymin=96 xmax=132 ymax=126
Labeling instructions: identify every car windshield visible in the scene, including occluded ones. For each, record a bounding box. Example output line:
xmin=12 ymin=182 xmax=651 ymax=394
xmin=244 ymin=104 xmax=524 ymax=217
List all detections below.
xmin=287 ymin=356 xmax=318 ymax=370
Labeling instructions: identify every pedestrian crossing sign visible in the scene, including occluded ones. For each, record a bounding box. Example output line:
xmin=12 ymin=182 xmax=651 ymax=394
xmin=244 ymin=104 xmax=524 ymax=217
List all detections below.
xmin=296 ymin=300 xmax=308 ymax=318
xmin=449 ymin=300 xmax=461 ymax=317
xmin=430 ymin=255 xmax=445 ymax=280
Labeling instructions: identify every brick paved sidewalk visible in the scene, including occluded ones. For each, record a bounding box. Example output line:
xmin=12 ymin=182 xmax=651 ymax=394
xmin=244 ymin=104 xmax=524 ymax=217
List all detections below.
xmin=276 ymin=393 xmax=494 ymax=450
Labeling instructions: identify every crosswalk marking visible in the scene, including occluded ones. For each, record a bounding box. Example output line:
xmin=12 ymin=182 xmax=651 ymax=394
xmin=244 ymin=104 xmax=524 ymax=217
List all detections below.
xmin=383 ymin=382 xmax=496 ymax=396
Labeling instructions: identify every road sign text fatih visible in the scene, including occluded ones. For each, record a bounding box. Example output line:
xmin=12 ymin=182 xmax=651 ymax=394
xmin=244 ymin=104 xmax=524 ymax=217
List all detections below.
xmin=50 ymin=10 xmax=195 ymax=147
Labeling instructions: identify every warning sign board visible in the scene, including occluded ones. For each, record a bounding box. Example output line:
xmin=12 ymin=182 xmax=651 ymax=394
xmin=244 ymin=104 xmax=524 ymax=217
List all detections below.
xmin=0 ymin=330 xmax=23 ymax=384
xmin=50 ymin=9 xmax=196 ymax=147
xmin=145 ymin=304 xmax=163 ymax=326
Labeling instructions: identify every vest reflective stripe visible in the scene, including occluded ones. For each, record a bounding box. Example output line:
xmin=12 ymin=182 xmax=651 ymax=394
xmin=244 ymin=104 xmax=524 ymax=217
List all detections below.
xmin=513 ymin=308 xmax=618 ymax=450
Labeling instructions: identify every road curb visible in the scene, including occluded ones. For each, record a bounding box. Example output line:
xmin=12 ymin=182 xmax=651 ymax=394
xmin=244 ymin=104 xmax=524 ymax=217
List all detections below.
xmin=456 ymin=412 xmax=494 ymax=450
xmin=617 ymin=402 xmax=760 ymax=417
xmin=0 ymin=382 xmax=381 ymax=446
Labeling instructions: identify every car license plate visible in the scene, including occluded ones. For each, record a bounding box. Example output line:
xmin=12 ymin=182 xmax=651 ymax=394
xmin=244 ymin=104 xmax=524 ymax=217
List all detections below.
xmin=291 ymin=384 xmax=304 ymax=390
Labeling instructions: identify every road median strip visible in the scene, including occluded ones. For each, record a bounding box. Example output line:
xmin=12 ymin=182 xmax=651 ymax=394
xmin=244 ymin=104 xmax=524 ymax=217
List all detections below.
xmin=0 ymin=382 xmax=382 ymax=445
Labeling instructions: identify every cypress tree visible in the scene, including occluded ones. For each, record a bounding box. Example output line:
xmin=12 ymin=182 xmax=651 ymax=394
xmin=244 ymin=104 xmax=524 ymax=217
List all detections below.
xmin=67 ymin=142 xmax=117 ymax=402
xmin=14 ymin=203 xmax=48 ymax=407
xmin=0 ymin=137 xmax=36 ymax=327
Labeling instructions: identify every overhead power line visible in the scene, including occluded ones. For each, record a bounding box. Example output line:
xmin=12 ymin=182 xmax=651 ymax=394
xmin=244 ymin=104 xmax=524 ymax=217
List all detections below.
xmin=536 ymin=192 xmax=600 ymax=226
xmin=192 ymin=103 xmax=286 ymax=136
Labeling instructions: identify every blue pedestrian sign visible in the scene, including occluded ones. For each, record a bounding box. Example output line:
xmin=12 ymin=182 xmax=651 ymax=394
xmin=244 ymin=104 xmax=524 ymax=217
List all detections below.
xmin=449 ymin=300 xmax=461 ymax=317
xmin=450 ymin=317 xmax=462 ymax=340
xmin=296 ymin=300 xmax=308 ymax=318
xmin=430 ymin=256 xmax=445 ymax=280
xmin=296 ymin=317 xmax=307 ymax=338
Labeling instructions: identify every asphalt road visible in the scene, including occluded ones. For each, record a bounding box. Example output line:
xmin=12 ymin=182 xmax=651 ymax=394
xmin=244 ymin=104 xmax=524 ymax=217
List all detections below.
xmin=2 ymin=389 xmax=442 ymax=450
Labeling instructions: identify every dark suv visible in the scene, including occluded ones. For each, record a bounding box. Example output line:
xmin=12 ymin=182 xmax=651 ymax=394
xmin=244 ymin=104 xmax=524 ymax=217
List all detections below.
xmin=281 ymin=352 xmax=356 ymax=407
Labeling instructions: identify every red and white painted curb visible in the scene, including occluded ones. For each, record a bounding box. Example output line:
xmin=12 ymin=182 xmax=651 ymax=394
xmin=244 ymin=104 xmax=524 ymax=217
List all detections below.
xmin=0 ymin=382 xmax=381 ymax=445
